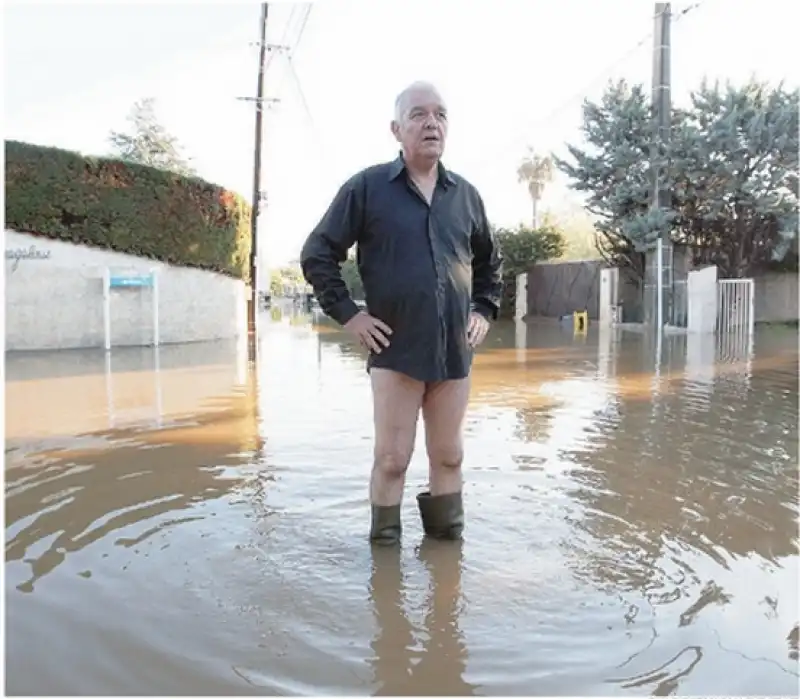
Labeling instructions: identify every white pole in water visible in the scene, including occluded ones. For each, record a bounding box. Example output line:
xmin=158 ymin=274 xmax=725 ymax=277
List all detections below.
xmin=152 ymin=269 xmax=160 ymax=347
xmin=153 ymin=344 xmax=163 ymax=427
xmin=656 ymin=237 xmax=664 ymax=331
xmin=747 ymin=279 xmax=755 ymax=354
xmin=103 ymin=267 xmax=112 ymax=351
xmin=105 ymin=350 xmax=115 ymax=428
xmin=655 ymin=238 xmax=664 ymax=377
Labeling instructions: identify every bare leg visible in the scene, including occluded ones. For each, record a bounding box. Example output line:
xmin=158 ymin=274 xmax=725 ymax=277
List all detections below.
xmin=370 ymin=368 xmax=425 ymax=506
xmin=414 ymin=378 xmax=471 ymax=540
xmin=421 ymin=378 xmax=471 ymax=496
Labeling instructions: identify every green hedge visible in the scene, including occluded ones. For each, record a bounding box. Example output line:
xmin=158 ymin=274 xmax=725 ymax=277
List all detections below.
xmin=4 ymin=140 xmax=252 ymax=280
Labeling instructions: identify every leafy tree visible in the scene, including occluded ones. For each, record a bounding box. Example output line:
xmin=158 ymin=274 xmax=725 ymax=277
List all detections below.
xmin=555 ymin=78 xmax=799 ymax=281
xmin=541 ymin=208 xmax=602 ymax=261
xmin=492 ymin=224 xmax=566 ymax=316
xmin=553 ymin=81 xmax=655 ymax=282
xmin=269 ymin=269 xmax=284 ymax=296
xmin=341 ymin=255 xmax=365 ymax=300
xmin=108 ymin=98 xmax=196 ymax=176
xmin=270 ymin=265 xmax=305 ymax=296
xmin=517 ymin=147 xmax=554 ymax=229
xmin=672 ymin=80 xmax=798 ymax=277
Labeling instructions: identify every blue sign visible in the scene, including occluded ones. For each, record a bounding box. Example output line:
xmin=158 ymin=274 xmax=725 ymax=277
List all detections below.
xmin=110 ymin=274 xmax=154 ymax=289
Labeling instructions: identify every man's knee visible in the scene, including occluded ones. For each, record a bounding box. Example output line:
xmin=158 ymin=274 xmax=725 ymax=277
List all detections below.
xmin=427 ymin=442 xmax=464 ymax=470
xmin=374 ymin=445 xmax=414 ymax=478
xmin=371 ymin=369 xmax=424 ymax=480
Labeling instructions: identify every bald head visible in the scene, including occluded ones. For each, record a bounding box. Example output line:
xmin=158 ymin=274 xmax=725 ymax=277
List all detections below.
xmin=391 ymin=81 xmax=449 ymax=167
xmin=393 ymin=81 xmax=445 ymax=123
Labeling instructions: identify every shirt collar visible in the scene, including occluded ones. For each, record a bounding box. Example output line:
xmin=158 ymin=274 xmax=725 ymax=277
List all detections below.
xmin=388 ymin=151 xmax=456 ymax=187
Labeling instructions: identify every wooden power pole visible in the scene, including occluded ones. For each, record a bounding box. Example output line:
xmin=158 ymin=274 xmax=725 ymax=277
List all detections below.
xmin=247 ymin=2 xmax=269 ymax=362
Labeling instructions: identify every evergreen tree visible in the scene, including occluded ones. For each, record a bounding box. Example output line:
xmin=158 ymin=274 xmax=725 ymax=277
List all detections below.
xmin=556 ymin=79 xmax=798 ymax=280
xmin=673 ymin=80 xmax=798 ymax=277
xmin=109 ymin=97 xmax=196 ymax=176
xmin=554 ymin=81 xmax=657 ymax=281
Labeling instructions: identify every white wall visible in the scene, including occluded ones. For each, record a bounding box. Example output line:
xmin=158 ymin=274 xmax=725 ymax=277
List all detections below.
xmin=754 ymin=271 xmax=799 ymax=323
xmin=686 ymin=265 xmax=718 ymax=333
xmin=4 ymin=230 xmax=247 ymax=351
xmin=598 ymin=267 xmax=620 ymax=326
xmin=514 ymin=273 xmax=527 ymax=319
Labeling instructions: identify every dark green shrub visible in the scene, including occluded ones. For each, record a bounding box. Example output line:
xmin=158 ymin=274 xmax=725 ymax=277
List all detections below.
xmin=4 ymin=140 xmax=251 ymax=280
xmin=493 ymin=224 xmax=566 ymax=317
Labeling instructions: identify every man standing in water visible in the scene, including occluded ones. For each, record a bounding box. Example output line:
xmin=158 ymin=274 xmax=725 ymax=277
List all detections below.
xmin=300 ymin=81 xmax=503 ymax=545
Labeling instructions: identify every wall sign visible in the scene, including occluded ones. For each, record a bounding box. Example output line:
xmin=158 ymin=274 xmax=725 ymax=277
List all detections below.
xmin=109 ymin=273 xmax=155 ymax=289
xmin=5 ymin=245 xmax=51 ymax=272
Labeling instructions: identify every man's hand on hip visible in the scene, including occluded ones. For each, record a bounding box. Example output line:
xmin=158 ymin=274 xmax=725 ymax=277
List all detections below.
xmin=467 ymin=311 xmax=490 ymax=348
xmin=344 ymin=311 xmax=393 ymax=354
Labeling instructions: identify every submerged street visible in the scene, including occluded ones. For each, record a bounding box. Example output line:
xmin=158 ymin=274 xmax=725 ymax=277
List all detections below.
xmin=5 ymin=308 xmax=799 ymax=695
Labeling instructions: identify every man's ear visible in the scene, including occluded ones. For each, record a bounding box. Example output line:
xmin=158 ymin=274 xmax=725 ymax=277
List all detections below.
xmin=390 ymin=120 xmax=401 ymax=142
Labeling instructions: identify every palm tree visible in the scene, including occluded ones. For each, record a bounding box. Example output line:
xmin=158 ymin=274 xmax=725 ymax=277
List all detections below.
xmin=516 ymin=147 xmax=554 ymax=229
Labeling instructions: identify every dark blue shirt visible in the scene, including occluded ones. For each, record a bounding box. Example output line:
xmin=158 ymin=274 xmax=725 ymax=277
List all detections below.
xmin=300 ymin=154 xmax=503 ymax=383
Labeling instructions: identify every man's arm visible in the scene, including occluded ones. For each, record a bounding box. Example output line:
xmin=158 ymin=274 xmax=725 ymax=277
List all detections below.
xmin=300 ymin=175 xmax=365 ymax=326
xmin=470 ymin=192 xmax=504 ymax=320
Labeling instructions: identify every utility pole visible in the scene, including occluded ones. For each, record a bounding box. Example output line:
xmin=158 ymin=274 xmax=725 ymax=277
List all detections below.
xmin=651 ymin=2 xmax=672 ymax=329
xmin=247 ymin=2 xmax=269 ymax=364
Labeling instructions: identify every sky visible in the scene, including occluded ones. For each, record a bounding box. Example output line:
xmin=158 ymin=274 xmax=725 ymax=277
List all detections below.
xmin=4 ymin=0 xmax=799 ymax=273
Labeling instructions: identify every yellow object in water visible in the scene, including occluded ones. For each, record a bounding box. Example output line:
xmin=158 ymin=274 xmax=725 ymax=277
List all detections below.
xmin=573 ymin=310 xmax=588 ymax=334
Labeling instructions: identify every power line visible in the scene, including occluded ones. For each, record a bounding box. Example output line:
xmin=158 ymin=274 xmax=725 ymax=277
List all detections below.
xmin=250 ymin=4 xmax=337 ymax=191
xmin=463 ymin=1 xmax=706 ymax=173
xmin=291 ymin=5 xmax=312 ymax=55
xmin=287 ymin=59 xmax=317 ymax=137
xmin=258 ymin=4 xmax=312 ymax=102
xmin=285 ymin=55 xmax=337 ymax=184
xmin=250 ymin=3 xmax=309 ymax=100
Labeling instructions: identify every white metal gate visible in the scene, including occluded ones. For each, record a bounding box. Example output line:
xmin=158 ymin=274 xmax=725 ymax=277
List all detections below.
xmin=717 ymin=278 xmax=755 ymax=339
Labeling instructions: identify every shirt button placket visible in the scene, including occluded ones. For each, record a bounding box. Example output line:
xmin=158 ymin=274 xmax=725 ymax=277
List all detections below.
xmin=427 ymin=215 xmax=447 ymax=377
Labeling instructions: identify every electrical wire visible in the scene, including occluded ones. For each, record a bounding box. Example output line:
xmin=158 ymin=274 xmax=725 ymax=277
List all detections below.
xmin=263 ymin=4 xmax=299 ymax=78
xmin=285 ymin=54 xmax=337 ymax=184
xmin=291 ymin=4 xmax=312 ymax=55
xmin=463 ymin=1 xmax=707 ymax=172
xmin=263 ymin=4 xmax=312 ymax=101
xmin=259 ymin=2 xmax=706 ymax=194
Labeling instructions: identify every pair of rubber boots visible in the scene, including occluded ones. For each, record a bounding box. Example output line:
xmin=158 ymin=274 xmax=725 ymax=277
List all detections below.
xmin=370 ymin=491 xmax=463 ymax=545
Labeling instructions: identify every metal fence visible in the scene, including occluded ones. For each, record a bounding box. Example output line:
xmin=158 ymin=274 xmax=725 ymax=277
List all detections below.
xmin=717 ymin=278 xmax=755 ymax=354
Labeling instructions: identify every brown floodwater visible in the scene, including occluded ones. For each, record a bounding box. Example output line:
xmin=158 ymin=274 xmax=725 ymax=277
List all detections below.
xmin=5 ymin=306 xmax=799 ymax=696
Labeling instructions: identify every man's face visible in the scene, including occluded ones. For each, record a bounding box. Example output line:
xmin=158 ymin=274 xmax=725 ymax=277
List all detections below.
xmin=391 ymin=87 xmax=448 ymax=162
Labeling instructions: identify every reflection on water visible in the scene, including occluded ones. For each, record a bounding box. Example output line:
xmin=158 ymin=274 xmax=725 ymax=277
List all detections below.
xmin=5 ymin=307 xmax=799 ymax=696
xmin=369 ymin=541 xmax=475 ymax=696
xmin=5 ymin=394 xmax=262 ymax=595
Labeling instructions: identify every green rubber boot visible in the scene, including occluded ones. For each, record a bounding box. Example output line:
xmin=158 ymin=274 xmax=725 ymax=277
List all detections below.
xmin=370 ymin=504 xmax=402 ymax=546
xmin=416 ymin=491 xmax=464 ymax=540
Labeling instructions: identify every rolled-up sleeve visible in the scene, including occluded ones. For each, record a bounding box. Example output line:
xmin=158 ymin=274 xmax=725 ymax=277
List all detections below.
xmin=470 ymin=194 xmax=504 ymax=320
xmin=300 ymin=176 xmax=365 ymax=326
